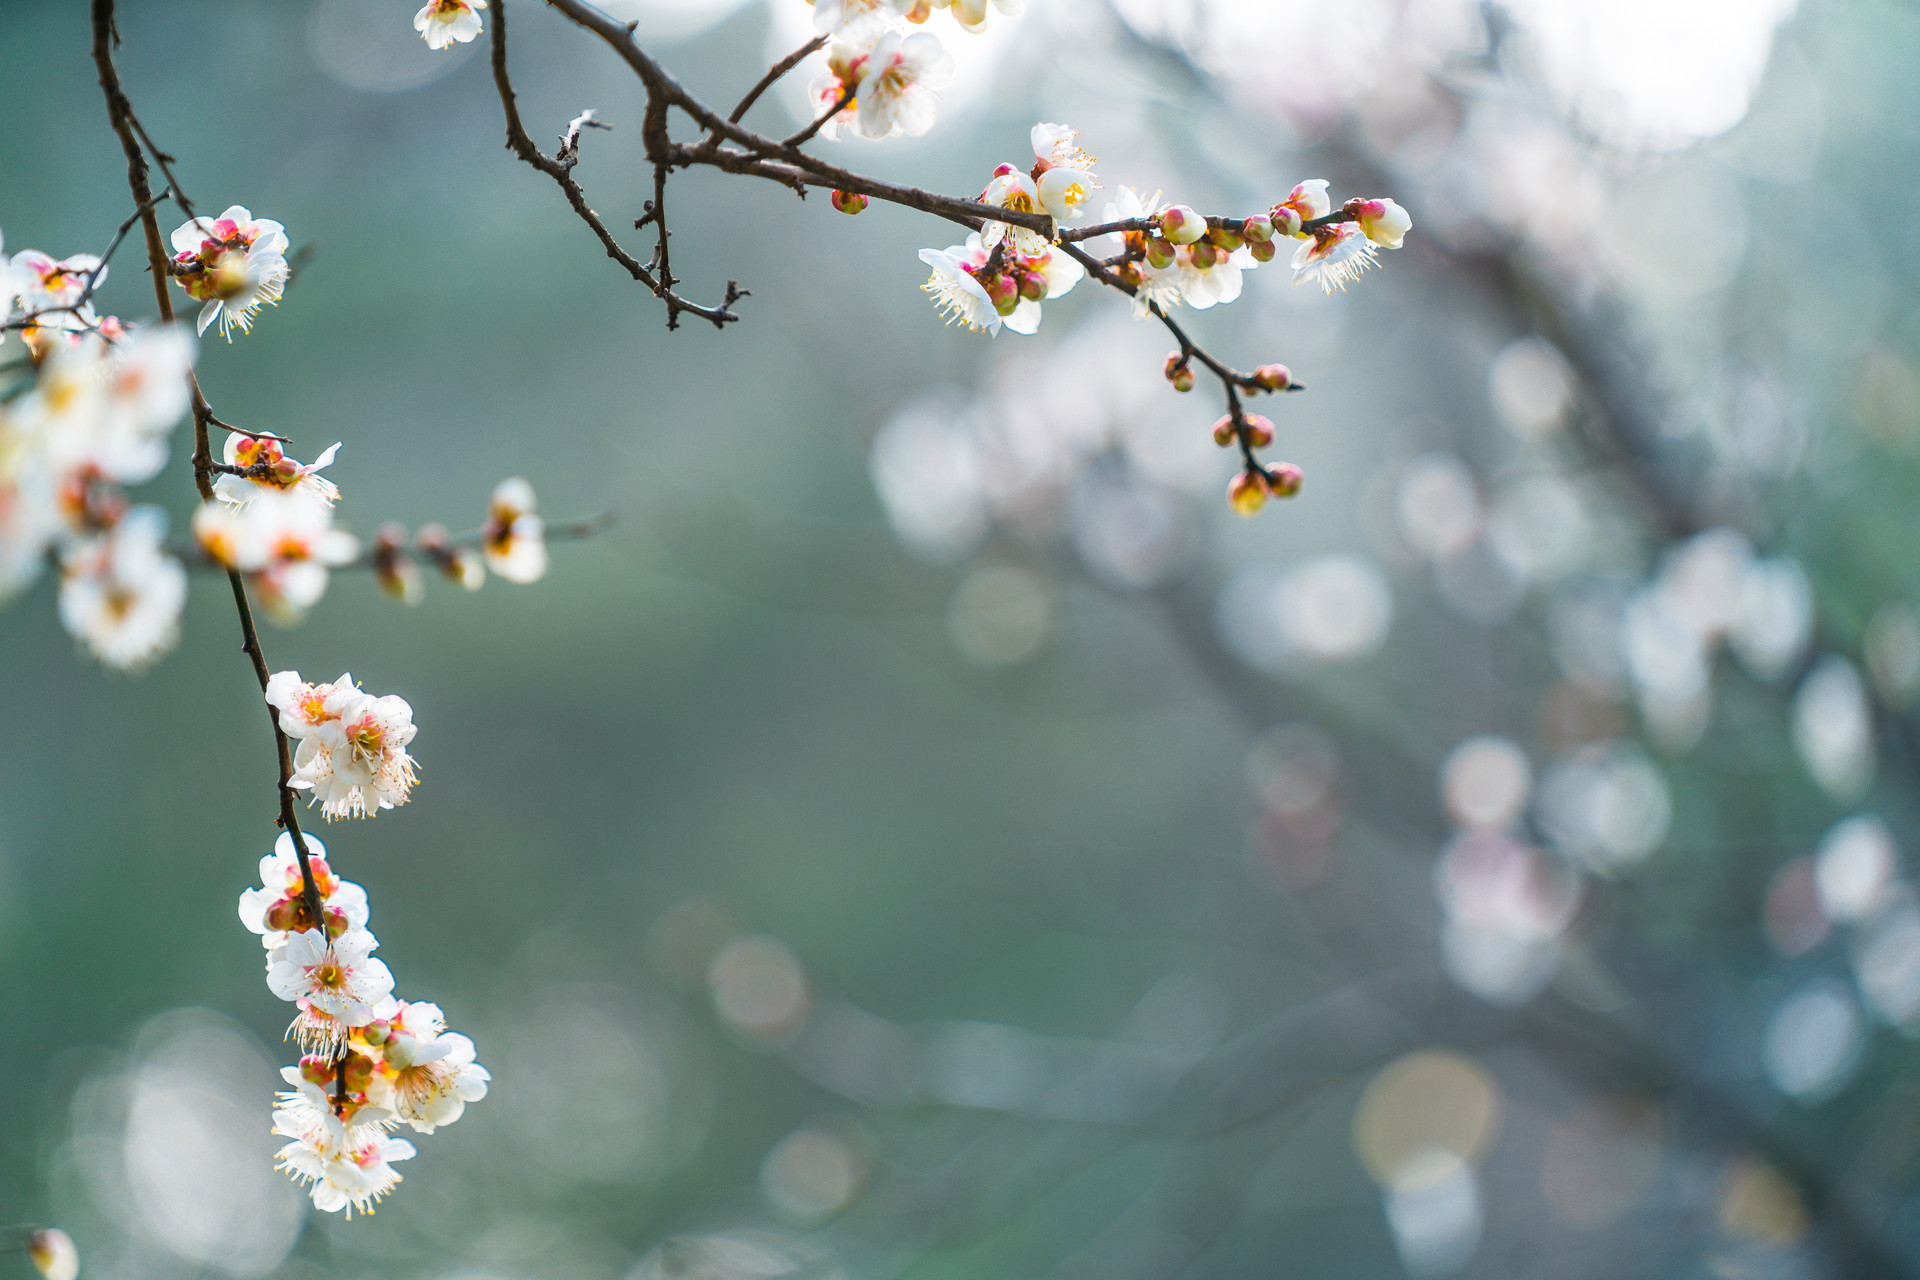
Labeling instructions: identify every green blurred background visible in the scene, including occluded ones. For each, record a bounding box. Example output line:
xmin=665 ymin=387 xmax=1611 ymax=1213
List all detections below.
xmin=5 ymin=0 xmax=1920 ymax=1277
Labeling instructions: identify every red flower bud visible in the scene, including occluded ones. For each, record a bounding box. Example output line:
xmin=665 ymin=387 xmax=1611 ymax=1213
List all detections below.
xmin=1265 ymin=462 xmax=1304 ymax=497
xmin=1250 ymin=363 xmax=1292 ymax=392
xmin=830 ymin=189 xmax=868 ymax=215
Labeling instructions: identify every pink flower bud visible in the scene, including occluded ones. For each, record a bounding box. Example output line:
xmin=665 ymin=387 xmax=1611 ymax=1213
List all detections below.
xmin=1144 ymin=237 xmax=1176 ymax=269
xmin=1211 ymin=415 xmax=1236 ymax=446
xmin=324 ymin=905 xmax=349 ymax=938
xmin=984 ymin=273 xmax=1021 ymax=316
xmin=1164 ymin=353 xmax=1195 ymax=392
xmin=1250 ymin=363 xmax=1292 ymax=391
xmin=1188 ymin=241 xmax=1220 ymax=269
xmin=1269 ymin=205 xmax=1303 ymax=238
xmin=1243 ymin=414 xmax=1275 ymax=448
xmin=1265 ymin=462 xmax=1304 ymax=497
xmin=342 ymin=1052 xmax=375 ymax=1092
xmin=991 ymin=162 xmax=1019 ymax=178
xmin=265 ymin=897 xmax=301 ymax=933
xmin=1242 ymin=215 xmax=1275 ymax=243
xmin=1354 ymin=196 xmax=1412 ymax=249
xmin=1210 ymin=228 xmax=1244 ymax=252
xmin=361 ymin=1019 xmax=392 ymax=1046
xmin=1248 ymin=238 xmax=1277 ymax=263
xmin=1228 ymin=471 xmax=1269 ymax=516
xmin=300 ymin=1055 xmax=336 ymax=1086
xmin=1158 ymin=204 xmax=1205 ymax=245
xmin=1019 ymin=271 xmax=1048 ymax=302
xmin=830 ymin=189 xmax=869 ymax=215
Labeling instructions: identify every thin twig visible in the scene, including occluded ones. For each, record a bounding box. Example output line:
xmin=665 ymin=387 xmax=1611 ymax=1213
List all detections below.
xmin=0 ymin=187 xmax=170 ymax=332
xmin=782 ymin=83 xmax=854 ymax=148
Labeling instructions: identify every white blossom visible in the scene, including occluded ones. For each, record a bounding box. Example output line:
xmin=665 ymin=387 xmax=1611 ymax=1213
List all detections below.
xmin=169 ymin=207 xmax=291 ymax=340
xmin=813 ymin=0 xmax=903 ymax=43
xmin=368 ymin=1001 xmax=491 ymax=1134
xmin=289 ymin=679 xmax=421 ymax=820
xmin=272 ymin=1067 xmax=395 ymax=1152
xmin=1030 ymin=123 xmax=1098 ymax=224
xmin=1291 ymin=223 xmax=1378 ymax=293
xmin=238 ymin=830 xmax=370 ymax=947
xmin=266 ymin=928 xmax=395 ymax=1050
xmin=214 ymin=434 xmax=341 ymax=508
xmin=10 ymin=249 xmax=103 ymax=320
xmin=56 ymin=507 xmax=187 ymax=670
xmin=482 ymin=476 xmax=547 ymax=583
xmin=1102 ymin=188 xmax=1184 ymax=317
xmin=276 ymin=1129 xmax=414 ymax=1217
xmin=980 ymin=169 xmax=1049 ymax=256
xmin=413 ymin=0 xmax=486 ymax=49
xmin=854 ymin=31 xmax=952 ymax=140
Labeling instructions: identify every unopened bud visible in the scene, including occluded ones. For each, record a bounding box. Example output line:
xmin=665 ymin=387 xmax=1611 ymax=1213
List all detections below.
xmin=1243 ymin=414 xmax=1275 ymax=448
xmin=265 ymin=897 xmax=300 ymax=932
xmin=1113 ymin=262 xmax=1144 ymax=287
xmin=1212 ymin=415 xmax=1236 ymax=447
xmin=1210 ymin=228 xmax=1244 ymax=252
xmin=830 ymin=189 xmax=868 ymax=215
xmin=361 ymin=1019 xmax=392 ymax=1047
xmin=1270 ymin=205 xmax=1303 ymax=238
xmin=1159 ymin=353 xmax=1190 ymax=393
xmin=274 ymin=456 xmax=300 ymax=479
xmin=1248 ymin=238 xmax=1277 ymax=263
xmin=300 ymin=1055 xmax=336 ymax=1086
xmin=1188 ymin=241 xmax=1220 ymax=269
xmin=342 ymin=1052 xmax=375 ymax=1092
xmin=447 ymin=546 xmax=486 ymax=591
xmin=1143 ymin=237 xmax=1176 ymax=270
xmin=1158 ymin=204 xmax=1205 ymax=245
xmin=1250 ymin=363 xmax=1292 ymax=391
xmin=1264 ymin=462 xmax=1304 ymax=497
xmin=991 ymin=162 xmax=1019 ymax=178
xmin=1018 ymin=271 xmax=1048 ymax=302
xmin=984 ymin=274 xmax=1021 ymax=316
xmin=324 ymin=905 xmax=349 ymax=938
xmin=1242 ymin=214 xmax=1275 ymax=243
xmin=1227 ymin=470 xmax=1269 ymax=516
xmin=28 ymin=1229 xmax=78 ymax=1280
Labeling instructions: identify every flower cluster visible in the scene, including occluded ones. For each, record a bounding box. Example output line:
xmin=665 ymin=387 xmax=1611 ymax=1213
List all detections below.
xmin=246 ymin=830 xmax=489 ymax=1215
xmin=803 ymin=0 xmax=1021 ymax=142
xmin=168 ymin=206 xmax=291 ymax=340
xmin=267 ymin=670 xmax=420 ymax=820
xmin=2 ymin=230 xmax=198 ymax=667
xmin=919 ymin=232 xmax=1083 ymax=336
xmin=367 ymin=476 xmax=551 ymax=604
xmin=193 ymin=435 xmax=357 ymax=626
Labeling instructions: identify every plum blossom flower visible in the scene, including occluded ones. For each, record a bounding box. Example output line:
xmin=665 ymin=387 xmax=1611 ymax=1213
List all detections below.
xmin=918 ymin=233 xmax=1079 ymax=336
xmin=413 ymin=0 xmax=486 ymax=49
xmin=919 ymin=243 xmax=1003 ymax=334
xmin=1030 ymin=123 xmax=1098 ymax=225
xmin=855 ymin=31 xmax=952 ymax=140
xmin=239 ymin=830 xmax=370 ymax=946
xmin=273 ymin=1063 xmax=395 ymax=1152
xmin=214 ymin=434 xmax=341 ymax=508
xmin=26 ymin=1229 xmax=78 ymax=1280
xmin=266 ymin=669 xmax=355 ymax=741
xmin=10 ymin=249 xmax=104 ymax=322
xmin=57 ymin=507 xmax=187 ymax=670
xmin=366 ymin=1002 xmax=491 ymax=1133
xmin=482 ymin=476 xmax=547 ymax=583
xmin=267 ymin=927 xmax=395 ymax=1051
xmin=275 ymin=1129 xmax=414 ymax=1217
xmin=1101 ymin=188 xmax=1184 ymax=317
xmin=169 ymin=207 xmax=291 ymax=340
xmin=1174 ymin=242 xmax=1256 ymax=310
xmin=193 ymin=491 xmax=357 ymax=621
xmin=1272 ymin=179 xmax=1331 ymax=237
xmin=1353 ymin=197 xmax=1413 ymax=249
xmin=289 ymin=678 xmax=421 ymax=820
xmin=981 ymin=168 xmax=1048 ymax=256
xmin=1291 ymin=222 xmax=1378 ymax=294
xmin=814 ymin=0 xmax=903 ymax=42
xmin=806 ymin=45 xmax=867 ymax=141
xmin=22 ymin=326 xmax=195 ymax=492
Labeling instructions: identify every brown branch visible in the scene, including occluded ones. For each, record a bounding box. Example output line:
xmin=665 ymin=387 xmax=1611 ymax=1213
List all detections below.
xmin=782 ymin=83 xmax=854 ymax=149
xmin=0 ymin=187 xmax=170 ymax=333
xmin=490 ymin=0 xmax=740 ymax=328
xmin=728 ymin=34 xmax=825 ymax=128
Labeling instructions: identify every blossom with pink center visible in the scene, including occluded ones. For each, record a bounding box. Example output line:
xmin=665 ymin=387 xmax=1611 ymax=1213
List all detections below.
xmin=814 ymin=0 xmax=902 ymax=42
xmin=413 ymin=0 xmax=486 ymax=49
xmin=980 ymin=168 xmax=1048 ymax=255
xmin=805 ymin=45 xmax=868 ymax=141
xmin=192 ymin=491 xmax=357 ymax=620
xmin=276 ymin=1129 xmax=414 ymax=1217
xmin=267 ymin=927 xmax=395 ymax=1051
xmin=290 ymin=679 xmax=420 ymax=820
xmin=239 ymin=830 xmax=370 ymax=947
xmin=10 ymin=249 xmax=104 ymax=320
xmin=1100 ymin=188 xmax=1185 ymax=317
xmin=1290 ymin=223 xmax=1378 ymax=294
xmin=214 ymin=434 xmax=341 ymax=508
xmin=854 ymin=31 xmax=952 ymax=140
xmin=1272 ymin=179 xmax=1331 ymax=237
xmin=367 ymin=1001 xmax=491 ymax=1133
xmin=273 ymin=1064 xmax=395 ymax=1153
xmin=168 ymin=206 xmax=291 ymax=340
xmin=482 ymin=476 xmax=547 ymax=584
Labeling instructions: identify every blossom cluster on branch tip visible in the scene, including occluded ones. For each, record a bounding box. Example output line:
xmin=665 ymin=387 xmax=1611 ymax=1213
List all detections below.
xmin=414 ymin=0 xmax=487 ymax=49
xmin=169 ymin=206 xmax=290 ymax=340
xmin=267 ymin=670 xmax=420 ymax=820
xmin=2 ymin=229 xmax=198 ymax=665
xmin=247 ymin=830 xmax=489 ymax=1214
